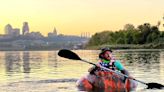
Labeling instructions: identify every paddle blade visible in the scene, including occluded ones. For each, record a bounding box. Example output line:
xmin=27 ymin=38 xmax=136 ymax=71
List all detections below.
xmin=58 ymin=49 xmax=81 ymax=60
xmin=147 ymin=82 xmax=164 ymax=89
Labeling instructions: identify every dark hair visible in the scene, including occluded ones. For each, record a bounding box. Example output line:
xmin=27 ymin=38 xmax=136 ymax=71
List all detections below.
xmin=99 ymin=48 xmax=112 ymax=59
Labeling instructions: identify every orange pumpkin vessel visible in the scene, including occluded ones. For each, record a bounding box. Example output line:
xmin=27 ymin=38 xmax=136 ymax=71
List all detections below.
xmin=76 ymin=71 xmax=137 ymax=92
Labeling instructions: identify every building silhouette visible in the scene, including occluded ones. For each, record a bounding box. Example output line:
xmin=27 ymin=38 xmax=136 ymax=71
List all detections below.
xmin=5 ymin=24 xmax=13 ymax=35
xmin=4 ymin=24 xmax=20 ymax=37
xmin=81 ymin=32 xmax=90 ymax=38
xmin=22 ymin=22 xmax=29 ymax=35
xmin=53 ymin=27 xmax=57 ymax=35
xmin=12 ymin=28 xmax=20 ymax=37
xmin=48 ymin=27 xmax=57 ymax=37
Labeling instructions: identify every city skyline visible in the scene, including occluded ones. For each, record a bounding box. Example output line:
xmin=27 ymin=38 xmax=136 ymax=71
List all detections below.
xmin=2 ymin=22 xmax=90 ymax=37
xmin=0 ymin=0 xmax=164 ymax=36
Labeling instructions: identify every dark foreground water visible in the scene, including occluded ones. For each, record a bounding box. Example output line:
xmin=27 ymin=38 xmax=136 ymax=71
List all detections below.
xmin=0 ymin=49 xmax=163 ymax=92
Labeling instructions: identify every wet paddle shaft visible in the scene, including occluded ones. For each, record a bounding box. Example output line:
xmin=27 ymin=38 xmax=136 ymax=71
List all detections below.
xmin=58 ymin=49 xmax=164 ymax=89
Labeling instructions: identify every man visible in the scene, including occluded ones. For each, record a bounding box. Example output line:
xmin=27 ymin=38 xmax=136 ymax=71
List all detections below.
xmin=89 ymin=48 xmax=130 ymax=80
xmin=77 ymin=48 xmax=137 ymax=91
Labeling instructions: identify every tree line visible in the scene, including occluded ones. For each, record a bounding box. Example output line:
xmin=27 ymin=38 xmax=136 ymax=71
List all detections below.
xmin=87 ymin=23 xmax=164 ymax=48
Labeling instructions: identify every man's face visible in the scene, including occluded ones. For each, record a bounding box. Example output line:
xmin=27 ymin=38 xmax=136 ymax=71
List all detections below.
xmin=103 ymin=51 xmax=112 ymax=60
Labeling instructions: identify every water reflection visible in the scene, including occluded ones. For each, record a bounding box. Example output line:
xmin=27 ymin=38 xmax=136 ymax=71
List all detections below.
xmin=4 ymin=50 xmax=161 ymax=75
xmin=119 ymin=51 xmax=161 ymax=74
xmin=123 ymin=51 xmax=160 ymax=64
xmin=4 ymin=51 xmax=45 ymax=75
xmin=29 ymin=52 xmax=43 ymax=70
xmin=23 ymin=52 xmax=30 ymax=73
xmin=5 ymin=52 xmax=31 ymax=74
xmin=115 ymin=50 xmax=164 ymax=89
xmin=5 ymin=52 xmax=21 ymax=75
xmin=159 ymin=51 xmax=164 ymax=79
xmin=48 ymin=51 xmax=58 ymax=68
xmin=0 ymin=50 xmax=163 ymax=92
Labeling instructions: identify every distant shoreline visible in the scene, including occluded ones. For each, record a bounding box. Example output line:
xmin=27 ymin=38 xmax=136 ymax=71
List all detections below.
xmin=0 ymin=48 xmax=59 ymax=51
xmin=0 ymin=44 xmax=163 ymax=51
xmin=85 ymin=43 xmax=164 ymax=50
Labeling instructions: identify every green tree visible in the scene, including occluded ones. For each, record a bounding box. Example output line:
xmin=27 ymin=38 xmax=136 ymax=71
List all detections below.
xmin=137 ymin=23 xmax=151 ymax=44
xmin=124 ymin=24 xmax=135 ymax=31
xmin=87 ymin=23 xmax=162 ymax=47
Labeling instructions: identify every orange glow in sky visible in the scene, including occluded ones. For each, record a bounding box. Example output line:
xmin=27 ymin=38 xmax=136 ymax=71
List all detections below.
xmin=0 ymin=0 xmax=164 ymax=36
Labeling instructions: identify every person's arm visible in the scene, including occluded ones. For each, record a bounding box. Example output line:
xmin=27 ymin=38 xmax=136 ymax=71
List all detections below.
xmin=120 ymin=69 xmax=129 ymax=76
xmin=88 ymin=64 xmax=100 ymax=75
xmin=114 ymin=60 xmax=130 ymax=76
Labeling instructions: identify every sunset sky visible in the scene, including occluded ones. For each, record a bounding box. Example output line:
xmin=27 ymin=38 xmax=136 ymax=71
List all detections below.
xmin=0 ymin=0 xmax=164 ymax=36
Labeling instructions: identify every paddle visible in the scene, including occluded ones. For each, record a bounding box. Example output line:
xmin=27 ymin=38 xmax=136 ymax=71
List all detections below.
xmin=58 ymin=49 xmax=164 ymax=89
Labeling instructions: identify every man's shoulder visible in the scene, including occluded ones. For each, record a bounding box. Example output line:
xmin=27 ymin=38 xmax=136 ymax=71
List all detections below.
xmin=114 ymin=60 xmax=121 ymax=64
xmin=113 ymin=60 xmax=124 ymax=70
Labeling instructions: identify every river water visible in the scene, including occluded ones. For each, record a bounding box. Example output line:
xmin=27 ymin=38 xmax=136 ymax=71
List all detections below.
xmin=0 ymin=50 xmax=163 ymax=92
